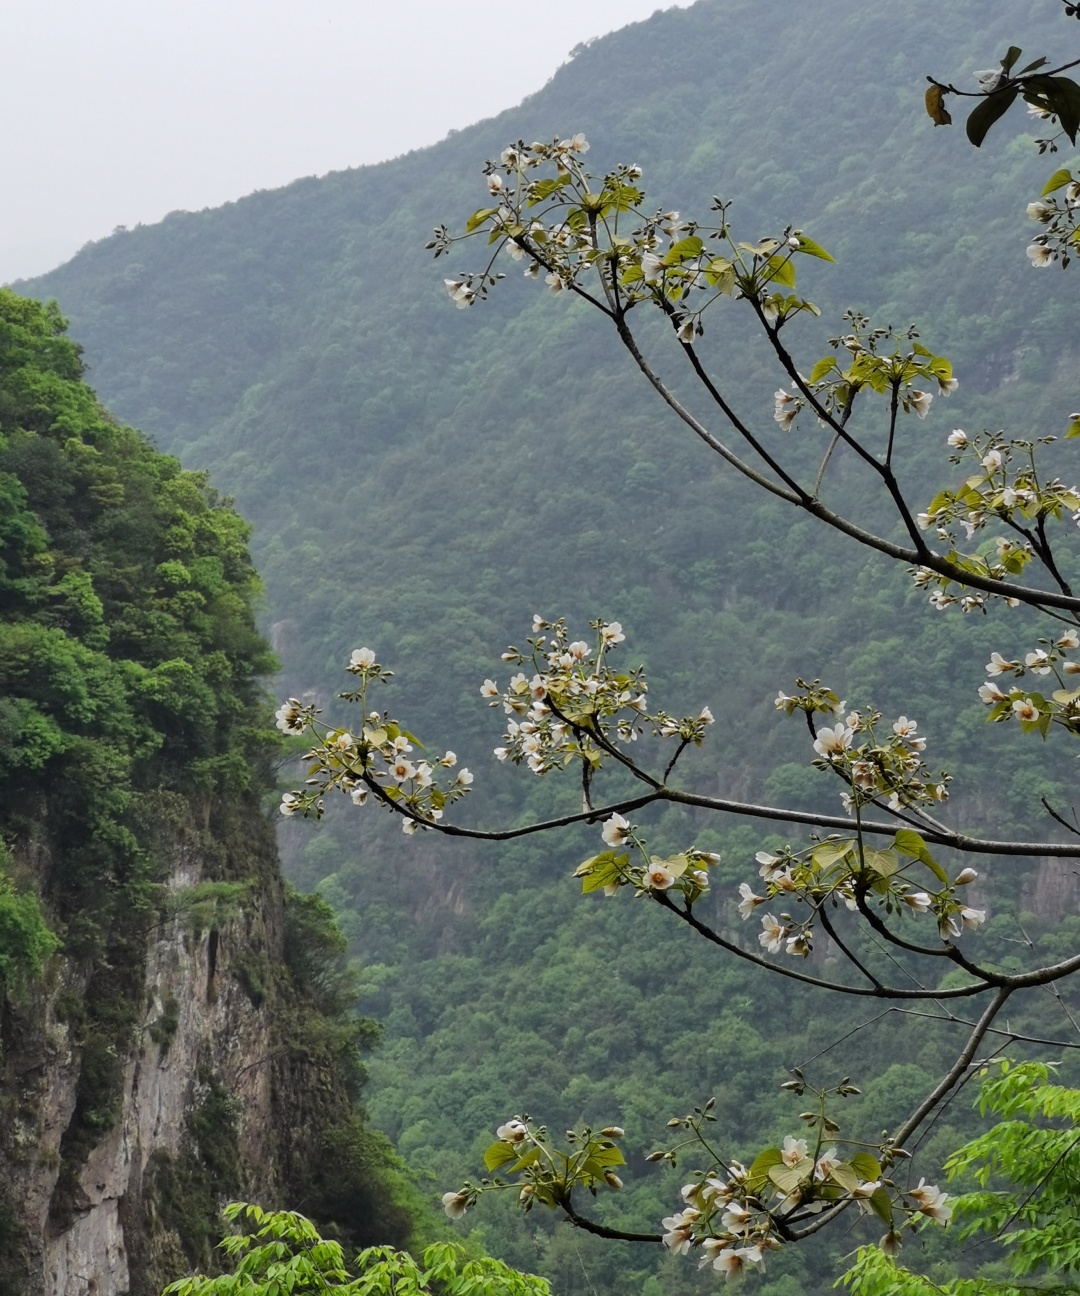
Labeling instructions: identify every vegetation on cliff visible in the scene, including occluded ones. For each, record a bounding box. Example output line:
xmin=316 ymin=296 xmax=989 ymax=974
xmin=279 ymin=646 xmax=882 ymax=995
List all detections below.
xmin=0 ymin=290 xmax=413 ymax=1291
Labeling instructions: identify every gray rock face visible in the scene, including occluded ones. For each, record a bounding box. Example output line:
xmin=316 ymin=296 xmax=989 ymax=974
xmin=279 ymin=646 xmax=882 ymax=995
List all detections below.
xmin=3 ymin=843 xmax=286 ymax=1296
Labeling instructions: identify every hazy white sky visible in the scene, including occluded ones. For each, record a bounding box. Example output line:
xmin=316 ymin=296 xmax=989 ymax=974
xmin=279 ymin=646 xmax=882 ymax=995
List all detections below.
xmin=2 ymin=0 xmax=682 ymax=283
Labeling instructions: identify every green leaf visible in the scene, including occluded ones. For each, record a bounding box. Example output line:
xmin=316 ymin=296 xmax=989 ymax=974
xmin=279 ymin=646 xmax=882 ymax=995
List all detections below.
xmin=763 ymin=254 xmax=796 ymax=288
xmin=483 ymin=1141 xmax=518 ymax=1172
xmin=1041 ymin=167 xmax=1074 ymax=197
xmin=892 ymin=830 xmax=949 ymax=886
xmin=868 ymin=1185 xmax=894 ymax=1226
xmin=851 ymin=1152 xmax=882 ymax=1181
xmin=965 ymin=87 xmax=1018 ymax=147
xmin=812 ymin=839 xmax=855 ymax=870
xmin=828 ymin=1162 xmax=861 ymax=1193
xmin=466 ymin=207 xmax=499 ymax=233
xmin=747 ymin=1147 xmax=783 ymax=1189
xmin=863 ymin=848 xmax=899 ymax=878
xmin=511 ymin=1146 xmax=542 ymax=1172
xmin=1000 ymin=46 xmax=1023 ymax=75
xmin=768 ymin=1161 xmax=810 ymax=1194
xmin=663 ymin=236 xmax=704 ymax=266
xmin=809 ymin=356 xmax=838 ymax=383
xmin=792 ymin=234 xmax=835 ymax=262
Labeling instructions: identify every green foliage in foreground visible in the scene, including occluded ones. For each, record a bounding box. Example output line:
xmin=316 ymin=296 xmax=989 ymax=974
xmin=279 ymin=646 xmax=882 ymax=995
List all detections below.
xmin=842 ymin=1060 xmax=1080 ymax=1296
xmin=164 ymin=1203 xmax=550 ymax=1296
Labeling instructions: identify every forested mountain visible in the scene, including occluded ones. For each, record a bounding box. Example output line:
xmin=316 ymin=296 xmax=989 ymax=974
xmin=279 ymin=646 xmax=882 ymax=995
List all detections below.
xmin=20 ymin=1 xmax=1080 ymax=1291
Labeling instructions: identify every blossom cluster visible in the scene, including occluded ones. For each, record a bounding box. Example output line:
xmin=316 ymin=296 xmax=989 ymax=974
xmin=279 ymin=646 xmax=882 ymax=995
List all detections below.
xmin=806 ymin=313 xmax=956 ymax=426
xmin=1025 ymin=169 xmax=1080 ymax=269
xmin=275 ymin=648 xmax=473 ymax=832
xmin=740 ymin=836 xmax=984 ymax=958
xmin=978 ymin=628 xmax=1080 ymax=737
xmin=911 ymin=427 xmax=1080 ymax=611
xmin=650 ymin=1086 xmax=954 ymax=1274
xmin=430 ymin=138 xmax=830 ymax=344
xmin=774 ymin=680 xmax=949 ymax=815
xmin=482 ymin=615 xmax=713 ymax=776
xmin=574 ymin=811 xmax=720 ymax=903
xmin=441 ymin=1116 xmax=627 ymax=1221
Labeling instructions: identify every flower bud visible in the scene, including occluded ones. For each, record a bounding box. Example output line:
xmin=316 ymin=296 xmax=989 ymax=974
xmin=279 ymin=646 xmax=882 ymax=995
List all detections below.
xmin=601 ymin=1126 xmax=625 ymax=1139
xmin=954 ymin=867 xmax=978 ymax=885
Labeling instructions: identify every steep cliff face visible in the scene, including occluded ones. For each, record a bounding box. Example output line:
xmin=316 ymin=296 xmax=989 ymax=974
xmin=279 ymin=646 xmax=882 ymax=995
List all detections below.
xmin=0 ymin=291 xmax=412 ymax=1295
xmin=3 ymin=829 xmax=279 ymax=1296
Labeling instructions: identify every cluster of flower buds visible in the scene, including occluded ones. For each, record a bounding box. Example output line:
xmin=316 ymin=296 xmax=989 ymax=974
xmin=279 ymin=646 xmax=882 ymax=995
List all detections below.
xmin=430 ymin=140 xmax=829 ymax=343
xmin=574 ymin=811 xmax=720 ymax=902
xmin=979 ymin=629 xmax=1080 ymax=737
xmin=441 ymin=1116 xmax=626 ymax=1220
xmin=808 ymin=314 xmax=956 ymax=424
xmin=738 ymin=828 xmax=983 ymax=961
xmin=482 ymin=616 xmax=712 ymax=775
xmin=775 ymin=680 xmax=949 ymax=814
xmin=276 ymin=648 xmax=473 ymax=832
xmin=650 ymin=1084 xmax=951 ymax=1272
xmin=911 ymin=428 xmax=1080 ymax=610
xmin=1025 ymin=169 xmax=1080 ymax=269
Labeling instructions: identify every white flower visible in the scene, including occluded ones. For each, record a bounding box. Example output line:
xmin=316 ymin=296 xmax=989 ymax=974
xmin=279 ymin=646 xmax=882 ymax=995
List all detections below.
xmin=978 ymin=680 xmax=1007 ymax=705
xmin=892 ymin=716 xmax=918 ymax=740
xmin=493 ymin=746 xmax=508 ymax=762
xmin=759 ymin=913 xmax=785 ymax=953
xmin=721 ymin=1200 xmax=753 ymax=1233
xmin=907 ymin=390 xmax=933 ymax=418
xmin=1027 ymin=242 xmax=1054 ymax=267
xmin=661 ymin=1207 xmax=698 ymax=1253
xmin=903 ymin=891 xmax=932 ymax=913
xmin=601 ymin=620 xmax=626 ymax=645
xmin=986 ymin=652 xmax=1018 ymax=675
xmin=402 ymin=818 xmax=419 ymax=835
xmin=773 ymin=389 xmax=799 ymax=430
xmin=441 ymin=750 xmax=458 ymax=767
xmin=275 ymin=699 xmax=306 ymax=734
xmin=389 ymin=757 xmax=417 ymax=782
xmin=960 ymin=905 xmax=985 ymax=929
xmin=1027 ymin=200 xmax=1053 ymax=222
xmin=737 ymin=882 xmax=765 ymax=920
xmin=442 ymin=1191 xmax=469 ymax=1219
xmin=909 ymin=1179 xmax=952 ymax=1224
xmin=785 ymin=932 xmax=811 ymax=957
xmin=350 ymin=785 xmax=368 ymax=806
xmin=545 ymin=272 xmax=565 ymax=295
xmin=279 ymin=792 xmax=302 ymax=817
xmin=756 ymin=851 xmax=783 ymax=879
xmin=602 ymin=813 xmax=631 ymax=847
xmin=349 ymin=646 xmax=377 ymax=670
xmin=880 ymin=1230 xmax=903 ymax=1257
xmin=1026 ymin=649 xmax=1052 ymax=674
xmin=568 ymin=132 xmax=589 ymax=153
xmin=973 ymin=68 xmax=1005 ymax=92
xmin=496 ymin=1119 xmax=528 ymax=1144
xmin=487 ymin=172 xmax=504 ymax=194
xmin=781 ymin=1135 xmax=809 ymax=1167
xmin=455 ymin=768 xmax=474 ymax=787
xmin=813 ymin=722 xmax=853 ymax=760
xmin=947 ymin=428 xmax=968 ymax=447
xmin=1058 ymin=630 xmax=1080 ymax=650
xmin=938 ymin=375 xmax=959 ymax=395
xmin=675 ymin=316 xmax=696 ymax=343
xmin=480 ymin=678 xmax=499 ymax=698
xmin=444 ymin=278 xmax=475 ymax=308
xmin=644 ymin=861 xmax=676 ymax=890
xmin=1012 ymin=696 xmax=1039 ymax=723
xmin=814 ymin=1148 xmax=841 ymax=1181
